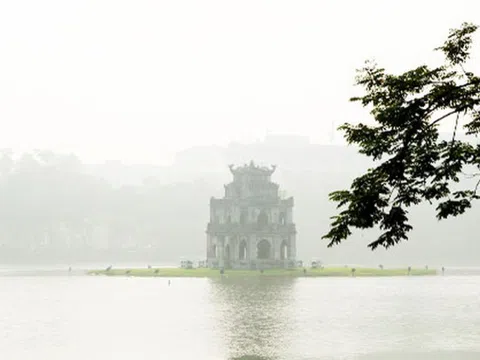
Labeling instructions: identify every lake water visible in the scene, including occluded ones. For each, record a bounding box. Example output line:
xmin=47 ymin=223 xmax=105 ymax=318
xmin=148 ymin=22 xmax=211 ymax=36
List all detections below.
xmin=2 ymin=268 xmax=480 ymax=360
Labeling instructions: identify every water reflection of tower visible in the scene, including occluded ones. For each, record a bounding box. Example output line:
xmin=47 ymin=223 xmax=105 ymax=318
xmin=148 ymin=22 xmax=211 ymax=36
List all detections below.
xmin=208 ymin=277 xmax=296 ymax=360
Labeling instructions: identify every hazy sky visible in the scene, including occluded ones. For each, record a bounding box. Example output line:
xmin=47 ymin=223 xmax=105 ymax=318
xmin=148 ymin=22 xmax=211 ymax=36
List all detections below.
xmin=1 ymin=0 xmax=479 ymax=164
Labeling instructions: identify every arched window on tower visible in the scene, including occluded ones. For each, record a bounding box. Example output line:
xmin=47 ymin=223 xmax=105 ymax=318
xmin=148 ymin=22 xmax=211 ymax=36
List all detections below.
xmin=280 ymin=240 xmax=288 ymax=260
xmin=257 ymin=210 xmax=268 ymax=228
xmin=225 ymin=244 xmax=231 ymax=262
xmin=239 ymin=240 xmax=247 ymax=260
xmin=279 ymin=212 xmax=286 ymax=225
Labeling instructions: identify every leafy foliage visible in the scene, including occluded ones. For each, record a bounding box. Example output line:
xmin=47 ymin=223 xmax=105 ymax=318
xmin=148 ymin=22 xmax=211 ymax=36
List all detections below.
xmin=323 ymin=23 xmax=480 ymax=250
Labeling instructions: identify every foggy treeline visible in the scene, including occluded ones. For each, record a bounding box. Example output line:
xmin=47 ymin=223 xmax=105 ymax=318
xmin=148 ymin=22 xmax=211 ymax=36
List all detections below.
xmin=0 ymin=134 xmax=479 ymax=266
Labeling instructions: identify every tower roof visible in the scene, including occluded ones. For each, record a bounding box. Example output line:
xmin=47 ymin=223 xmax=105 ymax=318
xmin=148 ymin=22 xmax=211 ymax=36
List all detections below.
xmin=228 ymin=161 xmax=276 ymax=176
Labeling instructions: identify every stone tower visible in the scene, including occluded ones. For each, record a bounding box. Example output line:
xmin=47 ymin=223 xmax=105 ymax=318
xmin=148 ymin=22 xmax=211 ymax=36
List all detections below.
xmin=206 ymin=161 xmax=296 ymax=269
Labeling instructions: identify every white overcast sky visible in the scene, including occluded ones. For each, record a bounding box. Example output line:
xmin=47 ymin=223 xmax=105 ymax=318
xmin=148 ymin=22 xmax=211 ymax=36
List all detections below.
xmin=1 ymin=0 xmax=479 ymax=164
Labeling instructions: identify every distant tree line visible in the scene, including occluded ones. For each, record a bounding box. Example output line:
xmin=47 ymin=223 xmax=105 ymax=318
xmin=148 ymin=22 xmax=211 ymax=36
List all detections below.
xmin=0 ymin=149 xmax=214 ymax=261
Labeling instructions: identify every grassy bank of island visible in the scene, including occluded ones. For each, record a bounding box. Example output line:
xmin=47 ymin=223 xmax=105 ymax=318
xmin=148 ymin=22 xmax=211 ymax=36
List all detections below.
xmin=87 ymin=267 xmax=437 ymax=278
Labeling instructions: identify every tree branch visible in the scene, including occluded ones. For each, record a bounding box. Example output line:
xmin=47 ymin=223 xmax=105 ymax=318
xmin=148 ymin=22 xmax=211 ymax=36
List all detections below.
xmin=462 ymin=171 xmax=480 ymax=178
xmin=451 ymin=112 xmax=460 ymax=144
xmin=430 ymin=109 xmax=463 ymax=127
xmin=474 ymin=177 xmax=480 ymax=195
xmin=324 ymin=23 xmax=480 ymax=249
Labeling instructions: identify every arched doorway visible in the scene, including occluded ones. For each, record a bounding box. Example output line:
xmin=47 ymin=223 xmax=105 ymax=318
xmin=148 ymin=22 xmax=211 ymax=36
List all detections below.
xmin=239 ymin=240 xmax=247 ymax=260
xmin=257 ymin=239 xmax=271 ymax=259
xmin=280 ymin=240 xmax=288 ymax=260
xmin=212 ymin=244 xmax=217 ymax=258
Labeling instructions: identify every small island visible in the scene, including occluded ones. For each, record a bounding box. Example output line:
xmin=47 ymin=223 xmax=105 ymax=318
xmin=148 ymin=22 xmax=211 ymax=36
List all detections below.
xmin=87 ymin=266 xmax=437 ymax=278
xmin=88 ymin=164 xmax=439 ymax=279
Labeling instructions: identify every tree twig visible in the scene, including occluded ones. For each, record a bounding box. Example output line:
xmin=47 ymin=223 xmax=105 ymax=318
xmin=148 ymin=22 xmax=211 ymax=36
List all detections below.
xmin=430 ymin=109 xmax=464 ymax=127
xmin=474 ymin=177 xmax=480 ymax=195
xmin=461 ymin=171 xmax=480 ymax=178
xmin=451 ymin=112 xmax=460 ymax=144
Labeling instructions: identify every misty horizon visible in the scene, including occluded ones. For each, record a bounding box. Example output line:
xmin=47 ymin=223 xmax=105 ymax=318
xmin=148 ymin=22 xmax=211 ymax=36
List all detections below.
xmin=0 ymin=135 xmax=479 ymax=267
